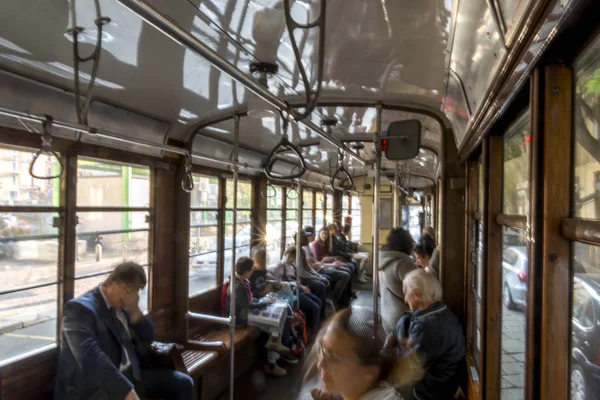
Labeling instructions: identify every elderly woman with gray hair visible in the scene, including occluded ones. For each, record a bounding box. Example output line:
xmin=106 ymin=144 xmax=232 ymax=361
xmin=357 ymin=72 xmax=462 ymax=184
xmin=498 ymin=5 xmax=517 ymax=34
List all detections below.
xmin=386 ymin=269 xmax=465 ymax=400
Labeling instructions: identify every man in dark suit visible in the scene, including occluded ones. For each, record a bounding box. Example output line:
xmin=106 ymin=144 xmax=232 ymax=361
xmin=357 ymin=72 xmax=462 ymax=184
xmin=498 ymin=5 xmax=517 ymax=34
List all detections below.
xmin=54 ymin=262 xmax=193 ymax=400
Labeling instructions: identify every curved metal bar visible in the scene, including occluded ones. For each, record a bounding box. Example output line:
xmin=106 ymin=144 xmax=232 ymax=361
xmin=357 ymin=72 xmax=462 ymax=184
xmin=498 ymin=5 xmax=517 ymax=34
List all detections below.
xmin=264 ymin=137 xmax=306 ymax=180
xmin=261 ymin=184 xmax=277 ymax=199
xmin=331 ymin=166 xmax=354 ymax=192
xmin=282 ymin=0 xmax=326 ymax=121
xmin=286 ymin=187 xmax=299 ymax=200
xmin=181 ymin=153 xmax=194 ymax=193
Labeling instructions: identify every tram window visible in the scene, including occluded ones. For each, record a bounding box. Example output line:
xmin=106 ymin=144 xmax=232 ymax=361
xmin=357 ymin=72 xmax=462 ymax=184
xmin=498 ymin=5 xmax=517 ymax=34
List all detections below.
xmin=351 ymin=196 xmax=362 ymax=241
xmin=0 ymin=146 xmax=61 ymax=365
xmin=224 ymin=180 xmax=252 ymax=281
xmin=266 ymin=186 xmax=283 ymax=265
xmin=315 ymin=192 xmax=325 ymax=228
xmin=76 ymin=158 xmax=150 ymax=312
xmin=500 ymin=227 xmax=527 ymax=399
xmin=570 ymin=242 xmax=600 ymax=400
xmin=302 ymin=189 xmax=314 ymax=227
xmin=470 ymin=160 xmax=484 ymax=366
xmin=574 ymin=34 xmax=600 ymax=220
xmin=285 ymin=189 xmax=299 ymax=249
xmin=503 ymin=113 xmax=531 ymax=215
xmin=325 ymin=193 xmax=334 ymax=224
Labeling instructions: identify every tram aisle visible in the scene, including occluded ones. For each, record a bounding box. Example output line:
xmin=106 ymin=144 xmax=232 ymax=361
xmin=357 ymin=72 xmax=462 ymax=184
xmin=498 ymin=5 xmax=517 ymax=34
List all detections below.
xmin=219 ymin=281 xmax=374 ymax=400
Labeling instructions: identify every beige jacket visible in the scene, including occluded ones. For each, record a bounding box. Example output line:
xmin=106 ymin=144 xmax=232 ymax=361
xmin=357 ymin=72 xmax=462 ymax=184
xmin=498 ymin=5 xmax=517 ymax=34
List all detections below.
xmin=378 ymin=251 xmax=418 ymax=334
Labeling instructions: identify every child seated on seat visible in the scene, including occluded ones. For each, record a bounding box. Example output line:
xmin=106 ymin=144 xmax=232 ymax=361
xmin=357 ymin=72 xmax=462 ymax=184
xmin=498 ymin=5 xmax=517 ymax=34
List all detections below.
xmin=225 ymin=256 xmax=294 ymax=377
xmin=250 ymin=246 xmax=298 ymax=365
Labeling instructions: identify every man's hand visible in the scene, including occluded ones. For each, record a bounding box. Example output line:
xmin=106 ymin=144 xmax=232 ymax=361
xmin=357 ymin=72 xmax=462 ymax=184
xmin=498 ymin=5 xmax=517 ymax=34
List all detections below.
xmin=383 ymin=334 xmax=398 ymax=351
xmin=300 ymin=285 xmax=311 ymax=294
xmin=125 ymin=293 xmax=143 ymax=324
xmin=125 ymin=389 xmax=140 ymax=400
xmin=333 ymin=260 xmax=343 ymax=267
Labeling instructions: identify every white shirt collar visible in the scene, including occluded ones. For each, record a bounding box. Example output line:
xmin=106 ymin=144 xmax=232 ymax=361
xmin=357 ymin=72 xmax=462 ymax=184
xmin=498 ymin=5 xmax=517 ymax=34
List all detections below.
xmin=99 ymin=284 xmax=112 ymax=309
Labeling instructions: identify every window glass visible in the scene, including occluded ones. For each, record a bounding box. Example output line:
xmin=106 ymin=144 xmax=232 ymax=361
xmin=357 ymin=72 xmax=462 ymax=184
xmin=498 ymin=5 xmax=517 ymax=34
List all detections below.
xmin=351 ymin=196 xmax=362 ymax=242
xmin=224 ymin=211 xmax=252 ymax=282
xmin=0 ymin=146 xmax=61 ymax=364
xmin=189 ymin=207 xmax=219 ymax=295
xmin=497 ymin=0 xmax=531 ymax=40
xmin=325 ymin=194 xmax=334 ymax=223
xmin=571 ymin=242 xmax=600 ymax=400
xmin=303 ymin=189 xmax=314 ymax=228
xmin=266 ymin=186 xmax=283 ymax=209
xmin=574 ymin=35 xmax=600 ymax=219
xmin=316 ymin=192 xmax=325 ymax=229
xmin=503 ymin=113 xmax=530 ymax=215
xmin=266 ymin=186 xmax=284 ymax=264
xmin=226 ymin=180 xmax=252 ymax=209
xmin=77 ymin=159 xmax=150 ymax=207
xmin=191 ymin=175 xmax=219 ymax=208
xmin=500 ymin=227 xmax=527 ymax=399
xmin=76 ymin=159 xmax=150 ymax=312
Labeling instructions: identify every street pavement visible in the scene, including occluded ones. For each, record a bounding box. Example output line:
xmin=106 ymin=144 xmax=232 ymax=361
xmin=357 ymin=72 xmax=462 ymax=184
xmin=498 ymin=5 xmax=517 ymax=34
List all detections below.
xmin=501 ymin=306 xmax=526 ymax=400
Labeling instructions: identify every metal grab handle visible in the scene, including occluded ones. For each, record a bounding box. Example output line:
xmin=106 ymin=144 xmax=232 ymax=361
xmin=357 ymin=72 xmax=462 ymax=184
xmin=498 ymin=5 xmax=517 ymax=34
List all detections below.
xmin=286 ymin=187 xmax=299 ymax=200
xmin=261 ymin=184 xmax=277 ymax=198
xmin=181 ymin=153 xmax=194 ymax=193
xmin=29 ymin=116 xmax=64 ymax=180
xmin=331 ymin=165 xmax=354 ymax=192
xmin=264 ymin=137 xmax=306 ymax=180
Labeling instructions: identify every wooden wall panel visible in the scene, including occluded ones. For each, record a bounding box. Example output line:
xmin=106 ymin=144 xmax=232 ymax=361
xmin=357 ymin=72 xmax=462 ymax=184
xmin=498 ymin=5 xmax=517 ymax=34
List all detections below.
xmin=485 ymin=136 xmax=503 ymax=400
xmin=540 ymin=64 xmax=572 ymax=400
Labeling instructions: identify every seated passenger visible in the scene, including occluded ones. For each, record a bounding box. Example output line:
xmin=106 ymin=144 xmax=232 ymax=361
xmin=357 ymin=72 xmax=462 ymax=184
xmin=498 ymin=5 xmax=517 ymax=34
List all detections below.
xmin=225 ymin=256 xmax=293 ymax=377
xmin=422 ymin=226 xmax=440 ymax=278
xmin=54 ymin=262 xmax=193 ymax=400
xmin=378 ymin=227 xmax=418 ymax=334
xmin=327 ymin=223 xmax=359 ymax=275
xmin=391 ymin=269 xmax=465 ymax=400
xmin=337 ymin=224 xmax=371 ymax=283
xmin=306 ymin=308 xmax=423 ymax=400
xmin=269 ymin=246 xmax=324 ymax=334
xmin=305 ymin=226 xmax=352 ymax=307
xmin=414 ymin=235 xmax=437 ymax=275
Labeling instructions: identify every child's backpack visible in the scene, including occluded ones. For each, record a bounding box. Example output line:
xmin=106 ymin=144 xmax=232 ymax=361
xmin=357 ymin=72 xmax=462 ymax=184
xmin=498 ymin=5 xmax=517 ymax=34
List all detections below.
xmin=289 ymin=309 xmax=308 ymax=356
xmin=220 ymin=280 xmax=230 ymax=317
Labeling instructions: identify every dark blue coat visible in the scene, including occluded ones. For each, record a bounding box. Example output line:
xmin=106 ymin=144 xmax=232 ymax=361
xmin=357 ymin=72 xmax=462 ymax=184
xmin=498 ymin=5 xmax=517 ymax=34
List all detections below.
xmin=395 ymin=301 xmax=465 ymax=400
xmin=54 ymin=287 xmax=155 ymax=400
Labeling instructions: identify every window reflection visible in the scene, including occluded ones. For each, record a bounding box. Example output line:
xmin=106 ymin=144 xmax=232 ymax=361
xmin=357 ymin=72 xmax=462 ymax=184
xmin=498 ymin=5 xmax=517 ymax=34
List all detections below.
xmin=500 ymin=227 xmax=527 ymax=400
xmin=503 ymin=113 xmax=530 ymax=215
xmin=574 ymin=35 xmax=600 ymax=220
xmin=571 ymin=242 xmax=600 ymax=400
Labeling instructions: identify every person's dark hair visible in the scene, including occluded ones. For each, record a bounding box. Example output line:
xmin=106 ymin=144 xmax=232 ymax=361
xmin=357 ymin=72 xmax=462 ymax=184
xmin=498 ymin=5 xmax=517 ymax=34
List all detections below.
xmin=316 ymin=227 xmax=331 ymax=251
xmin=305 ymin=308 xmax=423 ymax=388
xmin=294 ymin=229 xmax=309 ymax=246
xmin=304 ymin=225 xmax=315 ymax=236
xmin=105 ymin=262 xmax=147 ymax=289
xmin=342 ymin=224 xmax=351 ymax=234
xmin=386 ymin=227 xmax=415 ymax=254
xmin=235 ymin=256 xmax=254 ymax=275
xmin=414 ymin=235 xmax=436 ymax=259
xmin=251 ymin=245 xmax=267 ymax=265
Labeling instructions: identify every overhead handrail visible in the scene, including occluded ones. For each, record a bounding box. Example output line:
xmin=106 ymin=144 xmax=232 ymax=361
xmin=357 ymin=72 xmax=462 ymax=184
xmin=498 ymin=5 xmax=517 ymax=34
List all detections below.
xmin=286 ymin=187 xmax=299 ymax=200
xmin=264 ymin=114 xmax=306 ymax=180
xmin=282 ymin=0 xmax=326 ymax=121
xmin=260 ymin=183 xmax=277 ymax=199
xmin=68 ymin=0 xmax=111 ymax=125
xmin=331 ymin=150 xmax=354 ymax=192
xmin=115 ymin=0 xmax=366 ymax=166
xmin=29 ymin=116 xmax=64 ymax=180
xmin=181 ymin=153 xmax=194 ymax=193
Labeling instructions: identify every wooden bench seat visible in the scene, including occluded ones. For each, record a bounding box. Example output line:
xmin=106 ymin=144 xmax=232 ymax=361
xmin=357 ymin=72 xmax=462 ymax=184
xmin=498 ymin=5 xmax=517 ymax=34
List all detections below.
xmin=192 ymin=326 xmax=259 ymax=351
xmin=181 ymin=349 xmax=219 ymax=376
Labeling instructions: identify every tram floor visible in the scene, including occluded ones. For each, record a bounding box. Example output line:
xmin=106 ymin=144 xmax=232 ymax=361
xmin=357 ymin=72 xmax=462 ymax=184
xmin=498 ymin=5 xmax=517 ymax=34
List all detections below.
xmin=219 ymin=280 xmax=374 ymax=400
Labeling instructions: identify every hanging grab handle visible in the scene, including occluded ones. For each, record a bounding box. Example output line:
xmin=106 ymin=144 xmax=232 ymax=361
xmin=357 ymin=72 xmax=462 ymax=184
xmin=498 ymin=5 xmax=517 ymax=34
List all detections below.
xmin=286 ymin=187 xmax=299 ymax=200
xmin=264 ymin=136 xmax=306 ymax=180
xmin=29 ymin=116 xmax=64 ymax=180
xmin=261 ymin=183 xmax=277 ymax=199
xmin=181 ymin=153 xmax=194 ymax=193
xmin=331 ymin=166 xmax=354 ymax=192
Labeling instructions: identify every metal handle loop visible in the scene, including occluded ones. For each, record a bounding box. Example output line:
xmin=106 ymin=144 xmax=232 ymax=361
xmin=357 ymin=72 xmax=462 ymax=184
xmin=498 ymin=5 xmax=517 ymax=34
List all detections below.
xmin=181 ymin=153 xmax=194 ymax=193
xmin=331 ymin=166 xmax=354 ymax=192
xmin=264 ymin=137 xmax=306 ymax=180
xmin=286 ymin=187 xmax=299 ymax=200
xmin=29 ymin=116 xmax=64 ymax=180
xmin=261 ymin=184 xmax=277 ymax=199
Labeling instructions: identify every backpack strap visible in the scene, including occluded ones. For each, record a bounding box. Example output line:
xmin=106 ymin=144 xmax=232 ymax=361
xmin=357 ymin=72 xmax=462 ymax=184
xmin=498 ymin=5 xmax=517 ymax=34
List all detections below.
xmin=221 ymin=280 xmax=230 ymax=317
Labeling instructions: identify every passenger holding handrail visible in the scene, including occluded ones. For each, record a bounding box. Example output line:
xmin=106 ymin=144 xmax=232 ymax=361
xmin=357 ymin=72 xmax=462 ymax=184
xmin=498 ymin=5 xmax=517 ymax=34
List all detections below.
xmin=269 ymin=246 xmax=324 ymax=334
xmin=386 ymin=269 xmax=465 ymax=400
xmin=378 ymin=227 xmax=418 ymax=334
xmin=54 ymin=262 xmax=193 ymax=400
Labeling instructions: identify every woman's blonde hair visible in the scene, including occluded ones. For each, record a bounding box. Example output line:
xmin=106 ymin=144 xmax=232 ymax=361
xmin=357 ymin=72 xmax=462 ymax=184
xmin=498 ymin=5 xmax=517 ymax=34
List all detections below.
xmin=305 ymin=307 xmax=424 ymax=389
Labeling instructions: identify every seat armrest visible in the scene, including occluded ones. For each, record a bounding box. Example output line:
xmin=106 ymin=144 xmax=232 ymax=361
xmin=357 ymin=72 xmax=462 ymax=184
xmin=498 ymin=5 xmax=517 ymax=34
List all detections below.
xmin=186 ymin=339 xmax=228 ymax=357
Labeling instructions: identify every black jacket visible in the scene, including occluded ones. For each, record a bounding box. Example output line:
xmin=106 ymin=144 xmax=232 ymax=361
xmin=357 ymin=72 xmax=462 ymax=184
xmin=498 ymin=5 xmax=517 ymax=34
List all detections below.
xmin=395 ymin=301 xmax=465 ymax=400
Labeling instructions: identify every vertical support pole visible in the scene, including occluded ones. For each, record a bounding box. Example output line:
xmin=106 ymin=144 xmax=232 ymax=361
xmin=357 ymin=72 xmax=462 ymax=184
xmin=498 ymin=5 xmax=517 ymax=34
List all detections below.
xmin=296 ymin=179 xmax=302 ymax=310
xmin=229 ymin=114 xmax=240 ymax=400
xmin=540 ymin=65 xmax=571 ymax=400
xmin=393 ymin=163 xmax=400 ymax=227
xmin=372 ymin=104 xmax=382 ymax=334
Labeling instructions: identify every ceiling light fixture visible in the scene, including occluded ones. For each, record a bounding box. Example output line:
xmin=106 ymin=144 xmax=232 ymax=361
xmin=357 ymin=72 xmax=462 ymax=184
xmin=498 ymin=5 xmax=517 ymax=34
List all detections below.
xmin=247 ymin=61 xmax=278 ymax=119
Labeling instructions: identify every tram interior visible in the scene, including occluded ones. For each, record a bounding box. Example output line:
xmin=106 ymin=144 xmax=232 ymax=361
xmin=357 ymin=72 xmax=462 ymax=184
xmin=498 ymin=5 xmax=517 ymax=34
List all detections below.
xmin=1 ymin=0 xmax=600 ymax=399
